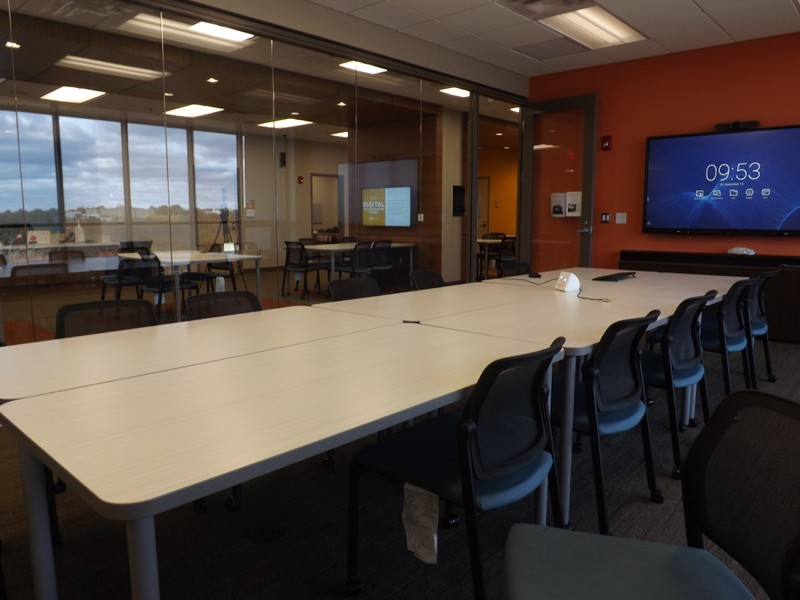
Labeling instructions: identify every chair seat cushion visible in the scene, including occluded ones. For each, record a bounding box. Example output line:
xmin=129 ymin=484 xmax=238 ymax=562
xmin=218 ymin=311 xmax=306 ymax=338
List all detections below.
xmin=701 ymin=328 xmax=747 ymax=353
xmin=505 ymin=523 xmax=754 ymax=600
xmin=354 ymin=413 xmax=552 ymax=513
xmin=565 ymin=382 xmax=646 ymax=436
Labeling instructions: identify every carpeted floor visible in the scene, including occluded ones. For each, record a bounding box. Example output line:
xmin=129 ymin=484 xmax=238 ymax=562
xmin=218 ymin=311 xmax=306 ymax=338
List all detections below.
xmin=0 ymin=331 xmax=791 ymax=598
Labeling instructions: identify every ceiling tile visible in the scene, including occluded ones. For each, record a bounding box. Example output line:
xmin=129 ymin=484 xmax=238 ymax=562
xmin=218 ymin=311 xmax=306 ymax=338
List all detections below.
xmin=480 ymin=21 xmax=559 ymax=48
xmin=307 ymin=0 xmax=382 ymax=13
xmin=516 ymin=38 xmax=587 ymax=60
xmin=351 ymin=1 xmax=431 ymax=29
xmin=400 ymin=20 xmax=471 ymax=44
xmin=438 ymin=3 xmax=529 ymax=35
xmin=695 ymin=0 xmax=800 ymax=40
xmin=392 ymin=0 xmax=491 ymax=19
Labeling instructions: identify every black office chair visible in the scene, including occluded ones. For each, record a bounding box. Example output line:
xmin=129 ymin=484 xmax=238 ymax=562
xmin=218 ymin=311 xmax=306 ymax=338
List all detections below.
xmin=139 ymin=253 xmax=200 ymax=322
xmin=506 ymin=389 xmax=800 ymax=600
xmin=56 ymin=299 xmax=157 ymax=338
xmin=181 ymin=243 xmax=239 ymax=293
xmin=748 ymin=270 xmax=779 ymax=384
xmin=281 ymin=240 xmax=326 ymax=299
xmin=48 ymin=299 xmax=158 ymax=544
xmin=556 ymin=310 xmax=663 ymax=535
xmin=100 ymin=246 xmax=151 ymax=301
xmin=641 ymin=291 xmax=716 ymax=478
xmin=347 ymin=338 xmax=566 ymax=600
xmin=477 ymin=232 xmax=505 ymax=279
xmin=498 ymin=261 xmax=531 ymax=278
xmin=335 ymin=241 xmax=372 ymax=279
xmin=409 ymin=269 xmax=445 ymax=290
xmin=369 ymin=240 xmax=396 ymax=291
xmin=328 ymin=277 xmax=381 ymax=301
xmin=700 ymin=278 xmax=756 ymax=395
xmin=186 ymin=290 xmax=262 ymax=320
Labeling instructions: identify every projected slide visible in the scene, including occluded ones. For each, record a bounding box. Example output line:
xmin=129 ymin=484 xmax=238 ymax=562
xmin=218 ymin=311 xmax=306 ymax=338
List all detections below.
xmin=362 ymin=186 xmax=412 ymax=227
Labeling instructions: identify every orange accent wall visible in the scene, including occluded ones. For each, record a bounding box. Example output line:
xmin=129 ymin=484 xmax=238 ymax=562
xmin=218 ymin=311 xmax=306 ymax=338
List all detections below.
xmin=479 ymin=148 xmax=518 ymax=235
xmin=529 ymin=33 xmax=800 ymax=267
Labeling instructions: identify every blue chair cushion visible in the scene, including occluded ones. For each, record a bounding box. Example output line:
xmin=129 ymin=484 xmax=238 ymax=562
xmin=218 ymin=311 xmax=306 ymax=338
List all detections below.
xmin=355 ymin=413 xmax=552 ymax=513
xmin=505 ymin=523 xmax=754 ymax=600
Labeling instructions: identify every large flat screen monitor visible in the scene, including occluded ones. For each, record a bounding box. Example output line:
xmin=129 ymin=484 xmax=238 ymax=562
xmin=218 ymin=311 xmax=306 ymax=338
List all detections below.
xmin=361 ymin=186 xmax=412 ymax=227
xmin=643 ymin=125 xmax=800 ymax=235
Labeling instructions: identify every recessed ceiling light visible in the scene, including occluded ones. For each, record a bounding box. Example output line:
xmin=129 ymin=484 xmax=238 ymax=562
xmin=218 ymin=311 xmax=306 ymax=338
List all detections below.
xmin=339 ymin=60 xmax=386 ymax=75
xmin=165 ymin=104 xmax=224 ymax=118
xmin=496 ymin=132 xmax=503 ymax=136
xmin=41 ymin=86 xmax=106 ymax=103
xmin=540 ymin=6 xmax=644 ymax=49
xmin=440 ymin=87 xmax=470 ymax=98
xmin=331 ymin=131 xmax=349 ymax=138
xmin=510 ymin=107 xmax=520 ymax=113
xmin=206 ymin=77 xmax=219 ymax=83
xmin=5 ymin=41 xmax=20 ymax=50
xmin=189 ymin=21 xmax=254 ymax=43
xmin=337 ymin=101 xmax=347 ymax=107
xmin=56 ymin=55 xmax=164 ymax=81
xmin=534 ymin=144 xmax=558 ymax=150
xmin=258 ymin=118 xmax=313 ymax=129
xmin=119 ymin=14 xmax=253 ymax=53
xmin=290 ymin=111 xmax=300 ymax=116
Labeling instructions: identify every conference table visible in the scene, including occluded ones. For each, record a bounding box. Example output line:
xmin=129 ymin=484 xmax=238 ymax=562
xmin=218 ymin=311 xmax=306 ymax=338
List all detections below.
xmin=118 ymin=250 xmax=262 ymax=321
xmin=0 ymin=267 xmax=744 ymax=598
xmin=318 ymin=267 xmax=743 ymax=521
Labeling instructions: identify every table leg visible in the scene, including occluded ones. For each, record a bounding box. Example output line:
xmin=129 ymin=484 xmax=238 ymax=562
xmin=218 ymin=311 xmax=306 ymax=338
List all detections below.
xmin=254 ymin=258 xmax=261 ymax=301
xmin=18 ymin=447 xmax=58 ymax=600
xmin=558 ymin=356 xmax=577 ymax=525
xmin=172 ymin=269 xmax=182 ymax=322
xmin=127 ymin=517 xmax=160 ymax=600
xmin=329 ymin=253 xmax=336 ymax=282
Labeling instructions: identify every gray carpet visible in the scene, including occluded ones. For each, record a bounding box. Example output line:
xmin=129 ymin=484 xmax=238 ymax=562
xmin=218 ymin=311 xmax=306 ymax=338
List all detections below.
xmin=1 ymin=341 xmax=791 ymax=599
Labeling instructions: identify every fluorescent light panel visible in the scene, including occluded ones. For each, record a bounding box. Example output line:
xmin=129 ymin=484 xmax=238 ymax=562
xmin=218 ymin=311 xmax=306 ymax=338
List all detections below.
xmin=331 ymin=131 xmax=349 ymax=138
xmin=540 ymin=6 xmax=644 ymax=49
xmin=188 ymin=21 xmax=254 ymax=43
xmin=56 ymin=55 xmax=164 ymax=81
xmin=440 ymin=87 xmax=470 ymax=98
xmin=258 ymin=118 xmax=313 ymax=129
xmin=119 ymin=14 xmax=253 ymax=53
xmin=339 ymin=60 xmax=386 ymax=75
xmin=165 ymin=104 xmax=224 ymax=118
xmin=41 ymin=86 xmax=105 ymax=103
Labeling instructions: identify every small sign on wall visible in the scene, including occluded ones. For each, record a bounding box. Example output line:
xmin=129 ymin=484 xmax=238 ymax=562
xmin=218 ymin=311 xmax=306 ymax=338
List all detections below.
xmin=551 ymin=191 xmax=582 ymax=217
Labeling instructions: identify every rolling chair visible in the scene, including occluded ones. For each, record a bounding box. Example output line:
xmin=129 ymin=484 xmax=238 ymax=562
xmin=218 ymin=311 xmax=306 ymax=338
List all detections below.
xmin=409 ymin=270 xmax=444 ymax=290
xmin=281 ymin=240 xmax=326 ymax=299
xmin=498 ymin=261 xmax=531 ymax=278
xmin=186 ymin=290 xmax=262 ymax=320
xmin=335 ymin=241 xmax=372 ymax=279
xmin=328 ymin=277 xmax=381 ymax=301
xmin=641 ymin=291 xmax=716 ymax=478
xmin=748 ymin=270 xmax=779 ymax=384
xmin=139 ymin=253 xmax=200 ymax=322
xmin=369 ymin=240 xmax=396 ymax=291
xmin=347 ymin=338 xmax=566 ymax=600
xmin=700 ymin=278 xmax=756 ymax=394
xmin=556 ymin=310 xmax=663 ymax=535
xmin=505 ymin=389 xmax=800 ymax=600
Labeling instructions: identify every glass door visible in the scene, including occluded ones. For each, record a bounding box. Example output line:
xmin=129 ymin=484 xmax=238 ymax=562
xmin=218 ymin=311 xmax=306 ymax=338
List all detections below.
xmin=529 ymin=95 xmax=596 ymax=271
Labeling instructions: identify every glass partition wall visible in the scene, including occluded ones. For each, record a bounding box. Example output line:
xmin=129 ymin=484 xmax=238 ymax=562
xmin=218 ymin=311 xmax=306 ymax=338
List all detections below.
xmin=0 ymin=0 xmax=525 ymax=343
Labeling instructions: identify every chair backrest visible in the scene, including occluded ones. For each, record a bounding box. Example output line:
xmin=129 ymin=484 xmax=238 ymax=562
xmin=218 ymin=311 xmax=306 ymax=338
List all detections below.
xmin=713 ymin=278 xmax=755 ymax=341
xmin=369 ymin=240 xmax=392 ymax=268
xmin=328 ymin=277 xmax=382 ymax=301
xmin=748 ymin=270 xmax=778 ymax=329
xmin=118 ymin=240 xmax=153 ymax=252
xmin=48 ymin=249 xmax=85 ymax=263
xmin=186 ymin=291 xmax=262 ymax=320
xmin=683 ymin=389 xmax=800 ymax=600
xmin=498 ymin=261 xmax=530 ymax=278
xmin=498 ymin=236 xmax=516 ymax=258
xmin=10 ymin=262 xmax=69 ymax=286
xmin=459 ymin=337 xmax=565 ymax=484
xmin=660 ymin=290 xmax=717 ymax=373
xmin=409 ymin=270 xmax=444 ymax=290
xmin=55 ymin=299 xmax=157 ymax=338
xmin=284 ymin=241 xmax=310 ymax=268
xmin=583 ymin=310 xmax=660 ymax=414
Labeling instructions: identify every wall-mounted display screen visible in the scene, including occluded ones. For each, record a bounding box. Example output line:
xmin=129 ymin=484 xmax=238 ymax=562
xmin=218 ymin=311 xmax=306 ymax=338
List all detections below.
xmin=362 ymin=186 xmax=412 ymax=227
xmin=643 ymin=125 xmax=800 ymax=235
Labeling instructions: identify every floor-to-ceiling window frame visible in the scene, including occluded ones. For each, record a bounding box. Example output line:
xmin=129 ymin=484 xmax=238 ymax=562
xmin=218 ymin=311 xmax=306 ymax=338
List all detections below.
xmin=1 ymin=0 xmax=529 ymax=343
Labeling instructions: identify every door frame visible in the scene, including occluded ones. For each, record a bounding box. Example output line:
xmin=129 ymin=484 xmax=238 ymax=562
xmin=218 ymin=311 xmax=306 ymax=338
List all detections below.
xmin=520 ymin=93 xmax=597 ymax=267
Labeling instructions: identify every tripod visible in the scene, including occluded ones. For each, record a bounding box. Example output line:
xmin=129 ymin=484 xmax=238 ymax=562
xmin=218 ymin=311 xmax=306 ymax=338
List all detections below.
xmin=212 ymin=207 xmax=232 ymax=248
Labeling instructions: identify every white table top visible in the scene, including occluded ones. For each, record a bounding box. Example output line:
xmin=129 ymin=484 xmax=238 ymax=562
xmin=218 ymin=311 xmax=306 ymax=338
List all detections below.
xmin=118 ymin=250 xmax=261 ymax=266
xmin=0 ymin=322 xmax=544 ymax=521
xmin=0 ymin=306 xmax=395 ymax=401
xmin=314 ymin=280 xmax=541 ymax=321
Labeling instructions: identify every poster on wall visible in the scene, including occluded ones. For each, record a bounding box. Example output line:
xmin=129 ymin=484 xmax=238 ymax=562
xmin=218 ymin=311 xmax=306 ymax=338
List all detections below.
xmin=550 ymin=192 xmax=565 ymax=217
xmin=566 ymin=191 xmax=582 ymax=217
